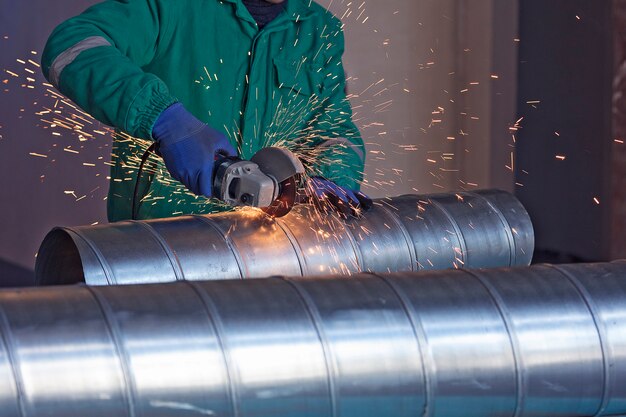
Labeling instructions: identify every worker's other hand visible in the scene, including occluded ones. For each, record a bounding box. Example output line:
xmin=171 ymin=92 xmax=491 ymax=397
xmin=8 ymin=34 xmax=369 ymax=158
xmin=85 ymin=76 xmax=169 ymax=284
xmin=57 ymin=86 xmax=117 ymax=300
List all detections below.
xmin=152 ymin=103 xmax=237 ymax=198
xmin=308 ymin=177 xmax=372 ymax=218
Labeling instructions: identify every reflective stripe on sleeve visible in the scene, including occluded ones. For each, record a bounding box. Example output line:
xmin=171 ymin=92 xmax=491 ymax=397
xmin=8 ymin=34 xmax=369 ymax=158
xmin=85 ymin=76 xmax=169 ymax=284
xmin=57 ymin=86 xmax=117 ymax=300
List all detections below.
xmin=49 ymin=36 xmax=112 ymax=87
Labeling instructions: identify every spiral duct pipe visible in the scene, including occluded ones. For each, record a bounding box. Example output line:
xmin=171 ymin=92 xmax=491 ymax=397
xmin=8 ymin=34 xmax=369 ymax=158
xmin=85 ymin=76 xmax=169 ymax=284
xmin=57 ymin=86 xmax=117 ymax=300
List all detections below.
xmin=1 ymin=262 xmax=626 ymax=417
xmin=35 ymin=189 xmax=534 ymax=286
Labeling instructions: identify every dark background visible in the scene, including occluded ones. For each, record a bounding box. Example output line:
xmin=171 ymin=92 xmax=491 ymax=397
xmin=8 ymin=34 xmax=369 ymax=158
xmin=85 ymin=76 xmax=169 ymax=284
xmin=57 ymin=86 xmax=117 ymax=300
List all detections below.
xmin=516 ymin=0 xmax=616 ymax=264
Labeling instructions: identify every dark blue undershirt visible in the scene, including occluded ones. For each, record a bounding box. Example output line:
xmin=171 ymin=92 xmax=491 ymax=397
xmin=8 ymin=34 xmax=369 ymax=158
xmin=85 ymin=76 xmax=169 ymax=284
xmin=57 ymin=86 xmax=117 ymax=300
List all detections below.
xmin=242 ymin=0 xmax=287 ymax=29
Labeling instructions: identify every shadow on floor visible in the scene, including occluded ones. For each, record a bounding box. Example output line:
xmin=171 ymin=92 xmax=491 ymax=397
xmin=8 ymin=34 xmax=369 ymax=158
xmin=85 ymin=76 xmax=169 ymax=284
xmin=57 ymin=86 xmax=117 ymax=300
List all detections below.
xmin=0 ymin=259 xmax=35 ymax=287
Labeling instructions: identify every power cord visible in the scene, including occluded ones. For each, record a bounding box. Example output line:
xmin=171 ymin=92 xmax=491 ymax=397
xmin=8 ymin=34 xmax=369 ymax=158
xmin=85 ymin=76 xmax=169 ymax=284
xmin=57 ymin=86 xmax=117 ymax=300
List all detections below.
xmin=131 ymin=143 xmax=159 ymax=221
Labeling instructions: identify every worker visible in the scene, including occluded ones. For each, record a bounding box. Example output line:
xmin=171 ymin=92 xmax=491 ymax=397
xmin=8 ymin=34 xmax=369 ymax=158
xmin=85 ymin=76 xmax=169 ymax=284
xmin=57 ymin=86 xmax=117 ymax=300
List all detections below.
xmin=42 ymin=0 xmax=370 ymax=221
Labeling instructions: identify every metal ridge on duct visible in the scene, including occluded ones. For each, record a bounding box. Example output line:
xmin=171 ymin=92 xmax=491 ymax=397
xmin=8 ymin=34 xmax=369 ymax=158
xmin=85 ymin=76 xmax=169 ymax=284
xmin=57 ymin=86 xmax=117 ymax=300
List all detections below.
xmin=35 ymin=189 xmax=534 ymax=286
xmin=0 ymin=262 xmax=625 ymax=416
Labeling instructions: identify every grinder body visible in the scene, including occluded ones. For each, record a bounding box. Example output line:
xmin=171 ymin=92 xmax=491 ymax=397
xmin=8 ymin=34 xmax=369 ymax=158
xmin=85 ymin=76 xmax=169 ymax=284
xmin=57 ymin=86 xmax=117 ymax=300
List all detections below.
xmin=213 ymin=158 xmax=279 ymax=208
xmin=212 ymin=147 xmax=305 ymax=216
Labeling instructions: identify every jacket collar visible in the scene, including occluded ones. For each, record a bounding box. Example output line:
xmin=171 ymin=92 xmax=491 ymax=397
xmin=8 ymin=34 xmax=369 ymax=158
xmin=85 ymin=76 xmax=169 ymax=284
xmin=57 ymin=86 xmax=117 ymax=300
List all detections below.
xmin=220 ymin=0 xmax=316 ymax=25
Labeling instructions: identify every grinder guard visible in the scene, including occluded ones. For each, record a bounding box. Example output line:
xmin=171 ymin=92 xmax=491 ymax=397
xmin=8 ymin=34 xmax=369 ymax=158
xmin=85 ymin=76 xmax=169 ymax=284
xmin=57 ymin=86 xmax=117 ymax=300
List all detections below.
xmin=251 ymin=147 xmax=306 ymax=217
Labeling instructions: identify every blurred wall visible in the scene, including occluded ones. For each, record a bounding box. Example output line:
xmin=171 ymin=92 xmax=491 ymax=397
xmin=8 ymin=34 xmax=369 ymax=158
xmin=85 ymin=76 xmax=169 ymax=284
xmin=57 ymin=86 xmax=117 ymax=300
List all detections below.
xmin=0 ymin=0 xmax=518 ymax=271
xmin=319 ymin=0 xmax=518 ymax=196
xmin=0 ymin=0 xmax=110 ymax=272
xmin=452 ymin=0 xmax=519 ymax=192
xmin=319 ymin=0 xmax=457 ymax=195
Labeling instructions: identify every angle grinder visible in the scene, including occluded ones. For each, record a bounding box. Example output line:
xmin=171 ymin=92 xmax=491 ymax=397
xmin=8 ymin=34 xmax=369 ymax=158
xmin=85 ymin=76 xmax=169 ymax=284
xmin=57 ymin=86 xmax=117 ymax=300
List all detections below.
xmin=132 ymin=146 xmax=305 ymax=220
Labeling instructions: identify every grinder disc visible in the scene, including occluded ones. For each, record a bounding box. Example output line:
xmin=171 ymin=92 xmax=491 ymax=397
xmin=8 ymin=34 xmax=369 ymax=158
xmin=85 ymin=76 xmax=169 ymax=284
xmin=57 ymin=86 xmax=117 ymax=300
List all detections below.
xmin=250 ymin=147 xmax=305 ymax=217
xmin=262 ymin=175 xmax=300 ymax=218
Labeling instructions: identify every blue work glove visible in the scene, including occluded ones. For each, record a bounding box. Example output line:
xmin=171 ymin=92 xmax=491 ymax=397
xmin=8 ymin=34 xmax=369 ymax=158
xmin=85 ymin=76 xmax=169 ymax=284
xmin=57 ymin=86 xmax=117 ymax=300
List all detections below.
xmin=308 ymin=177 xmax=373 ymax=217
xmin=152 ymin=103 xmax=237 ymax=198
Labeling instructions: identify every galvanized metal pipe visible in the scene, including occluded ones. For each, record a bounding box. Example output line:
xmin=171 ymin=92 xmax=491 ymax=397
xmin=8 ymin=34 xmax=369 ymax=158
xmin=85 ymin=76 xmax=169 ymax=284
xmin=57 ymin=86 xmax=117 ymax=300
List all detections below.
xmin=2 ymin=262 xmax=626 ymax=417
xmin=35 ymin=190 xmax=534 ymax=286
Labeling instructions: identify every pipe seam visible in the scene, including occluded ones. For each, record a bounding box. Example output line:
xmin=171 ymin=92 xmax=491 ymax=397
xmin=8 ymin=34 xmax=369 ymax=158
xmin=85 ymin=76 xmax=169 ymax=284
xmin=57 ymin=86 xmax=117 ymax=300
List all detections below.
xmin=469 ymin=192 xmax=517 ymax=266
xmin=377 ymin=203 xmax=418 ymax=271
xmin=84 ymin=286 xmax=137 ymax=417
xmin=185 ymin=281 xmax=240 ymax=417
xmin=66 ymin=227 xmax=116 ymax=285
xmin=273 ymin=220 xmax=306 ymax=276
xmin=193 ymin=216 xmax=246 ymax=279
xmin=130 ymin=221 xmax=186 ymax=281
xmin=0 ymin=302 xmax=25 ymax=416
xmin=425 ymin=198 xmax=467 ymax=268
xmin=283 ymin=278 xmax=339 ymax=417
xmin=465 ymin=269 xmax=523 ymax=417
xmin=374 ymin=273 xmax=433 ymax=417
xmin=549 ymin=264 xmax=610 ymax=417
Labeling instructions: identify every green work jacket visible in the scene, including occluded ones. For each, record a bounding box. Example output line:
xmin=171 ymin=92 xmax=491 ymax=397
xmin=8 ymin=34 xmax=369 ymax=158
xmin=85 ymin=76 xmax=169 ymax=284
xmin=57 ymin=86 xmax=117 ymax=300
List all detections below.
xmin=42 ymin=0 xmax=365 ymax=222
